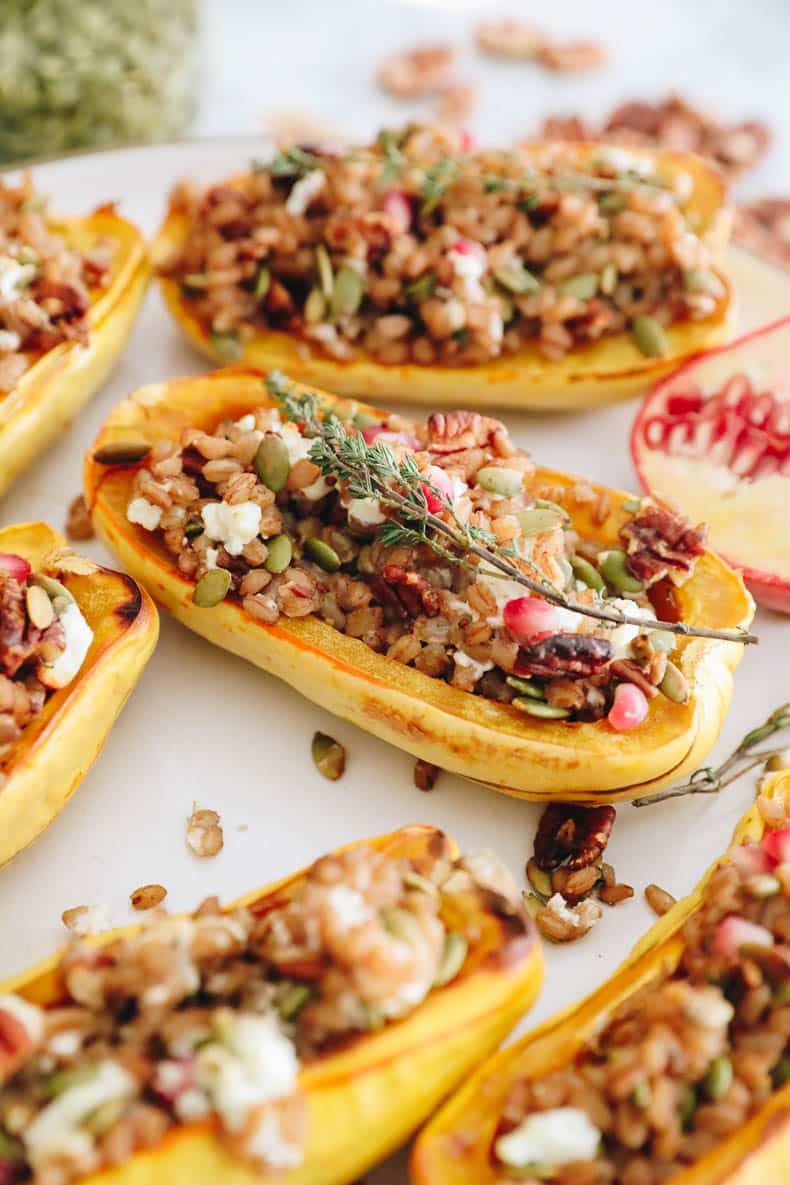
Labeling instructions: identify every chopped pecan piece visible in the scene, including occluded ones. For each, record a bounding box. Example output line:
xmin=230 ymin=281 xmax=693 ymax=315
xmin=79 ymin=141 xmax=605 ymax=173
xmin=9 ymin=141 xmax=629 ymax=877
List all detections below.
xmin=533 ymin=803 xmax=616 ymax=871
xmin=608 ymin=659 xmax=659 ymax=699
xmin=376 ymin=44 xmax=454 ymax=99
xmin=426 ymin=410 xmax=509 ymax=454
xmin=620 ymin=503 xmax=706 ymax=586
xmin=375 ymin=565 xmax=440 ymax=619
xmin=515 ymin=633 xmax=613 ymax=679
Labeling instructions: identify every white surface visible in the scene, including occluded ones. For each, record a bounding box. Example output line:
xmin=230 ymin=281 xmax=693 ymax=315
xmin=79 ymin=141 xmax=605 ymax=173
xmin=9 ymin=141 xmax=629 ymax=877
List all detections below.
xmin=1 ymin=133 xmax=789 ymax=1181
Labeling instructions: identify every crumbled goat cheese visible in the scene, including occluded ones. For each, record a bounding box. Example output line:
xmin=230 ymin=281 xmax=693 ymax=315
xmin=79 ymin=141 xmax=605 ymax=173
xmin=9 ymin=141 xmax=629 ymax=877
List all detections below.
xmin=201 ymin=501 xmax=262 ymax=556
xmin=0 ymin=994 xmax=44 ymax=1043
xmin=346 ymin=496 xmax=386 ymax=526
xmin=24 ymin=1062 xmax=135 ymax=1172
xmin=495 ymin=1106 xmax=601 ymax=1170
xmin=38 ymin=601 xmax=94 ymax=690
xmin=285 ymin=169 xmax=326 ymax=216
xmin=448 ymin=244 xmax=487 ymax=301
xmin=235 ymin=414 xmax=256 ymax=432
xmin=326 ymin=885 xmax=373 ymax=931
xmin=281 ymin=425 xmax=313 ymax=465
xmin=205 ymin=547 xmax=219 ymax=570
xmin=452 ymin=650 xmax=494 ymax=681
xmin=604 ymin=598 xmax=654 ymax=659
xmin=301 ymin=474 xmax=331 ymax=501
xmin=0 ymin=329 xmax=21 ymax=352
xmin=127 ymin=496 xmax=163 ymax=532
xmin=0 ymin=256 xmax=37 ymax=304
xmin=197 ymin=1012 xmax=299 ymax=1133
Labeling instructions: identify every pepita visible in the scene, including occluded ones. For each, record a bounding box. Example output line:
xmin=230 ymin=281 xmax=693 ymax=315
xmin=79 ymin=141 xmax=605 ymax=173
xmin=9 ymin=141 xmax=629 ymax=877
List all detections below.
xmin=679 ymin=1086 xmax=697 ymax=1130
xmin=647 ymin=629 xmax=676 ymax=653
xmin=381 ymin=906 xmax=420 ymax=944
xmin=506 ymin=675 xmax=545 ymax=701
xmin=570 ymin=554 xmax=605 ymax=592
xmin=92 ymin=440 xmax=151 ymax=466
xmin=772 ymin=1056 xmax=790 ymax=1087
xmin=405 ymin=272 xmax=436 ymax=302
xmin=683 ymin=268 xmax=722 ymax=296
xmin=264 ymin=534 xmax=292 ymax=574
xmin=517 ymin=507 xmax=564 ymax=536
xmin=304 ymin=537 xmax=341 ymax=571
xmin=43 ymin=1064 xmax=98 ymax=1099
xmin=526 ymin=858 xmax=553 ymax=899
xmin=183 ymin=519 xmax=204 ymax=540
xmin=25 ymin=584 xmax=54 ymax=630
xmin=311 ymin=731 xmax=346 ymax=780
xmin=254 ymin=265 xmax=270 ymax=300
xmin=315 ymin=244 xmax=334 ymax=298
xmin=33 ymin=574 xmax=73 ymax=608
xmin=598 ymin=191 xmax=626 ymax=213
xmin=255 ymin=433 xmax=290 ymax=492
xmin=210 ymin=331 xmax=243 ymax=361
xmin=631 ymin=314 xmax=668 ymax=358
xmin=353 ymin=411 xmax=382 ymax=430
xmin=193 ymin=568 xmax=232 ymax=608
xmin=433 ymin=931 xmax=468 ymax=987
xmin=278 ymin=983 xmax=312 ymax=1020
xmin=598 ymin=549 xmax=645 ymax=595
xmin=704 ymin=1055 xmax=733 ymax=1101
xmin=493 ymin=263 xmax=540 ymax=294
xmin=658 ymin=660 xmax=689 ymax=704
xmin=600 ymin=262 xmax=618 ymax=295
xmin=512 ymin=698 xmax=570 ymax=719
xmin=476 ymin=467 xmax=523 ymax=497
xmin=558 ymin=272 xmax=598 ymax=301
xmin=304 ymin=287 xmax=327 ymax=323
xmin=331 ymin=266 xmax=363 ymax=318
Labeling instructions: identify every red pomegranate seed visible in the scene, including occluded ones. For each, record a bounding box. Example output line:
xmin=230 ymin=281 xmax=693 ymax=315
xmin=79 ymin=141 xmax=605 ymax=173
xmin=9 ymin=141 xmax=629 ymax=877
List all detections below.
xmin=763 ymin=826 xmax=790 ymax=866
xmin=502 ymin=596 xmax=560 ymax=643
xmin=728 ymin=838 xmax=772 ymax=877
xmin=714 ymin=915 xmax=774 ymax=957
xmin=0 ymin=554 xmax=31 ymax=582
xmin=381 ymin=190 xmax=413 ymax=233
xmin=607 ymin=683 xmax=649 ymax=731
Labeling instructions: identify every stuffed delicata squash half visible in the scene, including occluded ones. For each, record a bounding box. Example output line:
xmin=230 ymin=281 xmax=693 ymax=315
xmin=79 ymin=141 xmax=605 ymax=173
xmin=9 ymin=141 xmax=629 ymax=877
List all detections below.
xmin=0 ymin=173 xmax=148 ymax=497
xmin=0 ymin=522 xmax=158 ymax=866
xmin=85 ymin=369 xmax=753 ymax=801
xmin=154 ymin=125 xmax=732 ymax=412
xmin=0 ymin=825 xmax=542 ymax=1185
xmin=412 ymin=771 xmax=790 ymax=1185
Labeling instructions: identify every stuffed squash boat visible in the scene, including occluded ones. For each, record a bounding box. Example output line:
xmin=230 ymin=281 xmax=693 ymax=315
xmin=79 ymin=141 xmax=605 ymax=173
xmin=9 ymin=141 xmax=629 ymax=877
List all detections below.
xmin=84 ymin=369 xmax=752 ymax=801
xmin=0 ymin=825 xmax=542 ymax=1184
xmin=0 ymin=173 xmax=148 ymax=497
xmin=154 ymin=125 xmax=732 ymax=411
xmin=412 ymin=771 xmax=790 ymax=1185
xmin=0 ymin=522 xmax=158 ymax=866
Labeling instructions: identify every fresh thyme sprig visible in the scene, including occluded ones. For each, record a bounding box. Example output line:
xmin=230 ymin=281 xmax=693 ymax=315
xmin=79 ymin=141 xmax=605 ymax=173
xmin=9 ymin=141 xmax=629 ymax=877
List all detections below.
xmin=633 ymin=703 xmax=790 ymax=807
xmin=265 ymin=371 xmax=758 ymax=646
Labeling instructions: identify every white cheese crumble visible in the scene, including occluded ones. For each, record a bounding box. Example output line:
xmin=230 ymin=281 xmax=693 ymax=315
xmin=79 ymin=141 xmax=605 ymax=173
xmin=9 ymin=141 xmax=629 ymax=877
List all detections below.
xmin=38 ymin=601 xmax=94 ymax=690
xmin=604 ymin=597 xmax=654 ymax=659
xmin=47 ymin=1031 xmax=82 ymax=1059
xmin=301 ymin=474 xmax=331 ymax=501
xmin=448 ymin=244 xmax=487 ymax=301
xmin=0 ymin=994 xmax=44 ymax=1044
xmin=452 ymin=650 xmax=494 ymax=681
xmin=0 ymin=328 xmax=21 ymax=352
xmin=24 ymin=1062 xmax=135 ymax=1172
xmin=197 ymin=1012 xmax=299 ymax=1133
xmin=346 ymin=496 xmax=386 ymax=526
xmin=285 ymin=169 xmax=326 ymax=216
xmin=0 ymin=256 xmax=37 ymax=304
xmin=201 ymin=500 xmax=262 ymax=556
xmin=235 ymin=414 xmax=256 ymax=432
xmin=204 ymin=547 xmax=219 ymax=570
xmin=325 ymin=885 xmax=373 ymax=931
xmin=127 ymin=496 xmax=162 ymax=532
xmin=495 ymin=1106 xmax=601 ymax=1170
xmin=280 ymin=425 xmax=312 ymax=465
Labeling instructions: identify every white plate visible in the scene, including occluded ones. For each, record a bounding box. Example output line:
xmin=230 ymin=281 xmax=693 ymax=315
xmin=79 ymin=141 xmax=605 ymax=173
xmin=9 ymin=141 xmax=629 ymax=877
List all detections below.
xmin=1 ymin=138 xmax=789 ymax=1183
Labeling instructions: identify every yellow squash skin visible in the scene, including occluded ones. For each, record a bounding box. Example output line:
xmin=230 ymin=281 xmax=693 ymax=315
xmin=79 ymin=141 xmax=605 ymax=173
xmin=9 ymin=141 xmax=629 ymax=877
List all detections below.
xmin=84 ymin=370 xmax=753 ymax=802
xmin=412 ymin=772 xmax=790 ymax=1185
xmin=154 ymin=146 xmax=732 ymax=412
xmin=0 ymin=207 xmax=149 ymax=498
xmin=0 ymin=522 xmax=158 ymax=866
xmin=0 ymin=825 xmax=543 ymax=1185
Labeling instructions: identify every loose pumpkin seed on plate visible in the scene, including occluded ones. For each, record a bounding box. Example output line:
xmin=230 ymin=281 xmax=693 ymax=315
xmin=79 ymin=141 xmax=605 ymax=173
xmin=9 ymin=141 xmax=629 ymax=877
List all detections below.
xmin=311 ymin=731 xmax=346 ymax=780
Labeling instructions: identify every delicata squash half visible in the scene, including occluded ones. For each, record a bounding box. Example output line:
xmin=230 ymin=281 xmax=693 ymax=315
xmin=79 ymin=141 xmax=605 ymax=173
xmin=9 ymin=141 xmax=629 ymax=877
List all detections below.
xmin=0 ymin=173 xmax=148 ymax=498
xmin=412 ymin=771 xmax=790 ymax=1185
xmin=0 ymin=522 xmax=158 ymax=866
xmin=154 ymin=125 xmax=732 ymax=411
xmin=84 ymin=369 xmax=753 ymax=802
xmin=0 ymin=825 xmax=542 ymax=1185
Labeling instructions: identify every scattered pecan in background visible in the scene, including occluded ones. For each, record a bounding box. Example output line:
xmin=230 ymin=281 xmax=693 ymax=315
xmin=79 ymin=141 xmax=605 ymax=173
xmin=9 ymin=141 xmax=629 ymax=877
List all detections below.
xmin=414 ymin=758 xmax=441 ymax=791
xmin=261 ymin=109 xmax=349 ymax=152
xmin=377 ymin=44 xmax=455 ymax=99
xmin=533 ymin=803 xmax=616 ymax=870
xmin=65 ymin=494 xmax=94 ymax=541
xmin=537 ymin=40 xmax=607 ymax=74
xmin=186 ymin=805 xmax=224 ymax=858
xmin=436 ymin=81 xmax=478 ymax=125
xmin=734 ymin=199 xmax=790 ymax=268
xmin=476 ymin=18 xmax=606 ymax=73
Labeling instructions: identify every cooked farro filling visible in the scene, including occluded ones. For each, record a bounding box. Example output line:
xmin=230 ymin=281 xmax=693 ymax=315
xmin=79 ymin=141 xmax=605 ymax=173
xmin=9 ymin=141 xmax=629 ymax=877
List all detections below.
xmin=0 ymin=175 xmax=111 ymax=393
xmin=493 ymin=811 xmax=790 ymax=1185
xmin=161 ymin=124 xmax=724 ymax=367
xmin=124 ymin=390 xmax=705 ymax=731
xmin=0 ymin=557 xmax=94 ymax=763
xmin=0 ymin=841 xmax=519 ymax=1183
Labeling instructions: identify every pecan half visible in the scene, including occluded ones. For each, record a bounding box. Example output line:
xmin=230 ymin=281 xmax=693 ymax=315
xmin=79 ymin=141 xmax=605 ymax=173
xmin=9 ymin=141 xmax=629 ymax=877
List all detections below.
xmin=374 ymin=565 xmax=440 ymax=619
xmin=620 ymin=502 xmax=706 ymax=586
xmin=533 ymin=803 xmax=616 ymax=871
xmin=426 ymin=410 xmax=509 ymax=454
xmin=515 ymin=633 xmax=613 ymax=679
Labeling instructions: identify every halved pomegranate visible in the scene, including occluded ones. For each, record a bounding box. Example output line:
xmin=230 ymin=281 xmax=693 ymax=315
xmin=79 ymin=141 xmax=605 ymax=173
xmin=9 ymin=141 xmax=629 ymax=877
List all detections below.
xmin=631 ymin=317 xmax=790 ymax=612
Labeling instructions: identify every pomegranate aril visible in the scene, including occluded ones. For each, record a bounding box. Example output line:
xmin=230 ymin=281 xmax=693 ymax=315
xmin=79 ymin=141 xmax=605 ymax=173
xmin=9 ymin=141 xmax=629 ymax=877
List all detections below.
xmin=0 ymin=554 xmax=31 ymax=582
xmin=503 ymin=596 xmax=561 ymax=644
xmin=763 ymin=826 xmax=790 ymax=866
xmin=728 ymin=839 xmax=772 ymax=877
xmin=382 ymin=190 xmax=413 ymax=234
xmin=714 ymin=915 xmax=774 ymax=957
xmin=607 ymin=682 xmax=649 ymax=731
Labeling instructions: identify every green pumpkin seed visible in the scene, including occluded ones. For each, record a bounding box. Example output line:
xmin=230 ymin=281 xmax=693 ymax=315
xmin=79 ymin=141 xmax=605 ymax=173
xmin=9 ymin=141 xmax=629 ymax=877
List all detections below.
xmin=0 ymin=1131 xmax=22 ymax=1160
xmin=254 ymin=265 xmax=270 ymax=299
xmin=631 ymin=1082 xmax=652 ymax=1109
xmin=522 ymin=891 xmax=543 ymax=919
xmin=600 ymin=262 xmax=619 ymax=295
xmin=683 ymin=268 xmax=722 ymax=296
xmin=304 ymin=287 xmax=327 ymax=323
xmin=493 ymin=263 xmax=541 ymax=294
xmin=506 ymin=675 xmax=545 ymax=700
xmin=84 ymin=1099 xmax=128 ymax=1135
xmin=631 ymin=315 xmax=668 ymax=358
xmin=331 ymin=266 xmax=363 ymax=318
xmin=353 ymin=411 xmax=382 ymax=430
xmin=679 ymin=1086 xmax=697 ymax=1130
xmin=193 ymin=568 xmax=232 ymax=608
xmin=264 ymin=534 xmax=292 ymax=574
xmin=526 ymin=858 xmax=552 ymax=899
xmin=311 ymin=731 xmax=346 ymax=780
xmin=404 ymin=870 xmax=439 ymax=897
xmin=433 ymin=932 xmax=468 ymax=987
xmin=598 ymin=191 xmax=626 ymax=213
xmin=44 ymin=1064 xmax=99 ymax=1099
xmin=315 ymin=243 xmax=334 ymax=298
xmin=304 ymin=537 xmax=341 ymax=572
xmin=92 ymin=440 xmax=151 ymax=466
xmin=33 ymin=574 xmax=74 ymax=608
xmin=570 ymin=554 xmax=605 ymax=592
xmin=255 ymin=433 xmax=291 ymax=492
xmin=278 ymin=983 xmax=312 ymax=1020
xmin=476 ymin=467 xmax=523 ymax=497
xmin=184 ymin=518 xmax=204 ymax=540
xmin=772 ymin=1056 xmax=790 ymax=1087
xmin=381 ymin=906 xmax=420 ymax=944
xmin=517 ymin=507 xmax=564 ymax=537
xmin=535 ymin=498 xmax=570 ymax=523
xmin=210 ymin=331 xmax=243 ymax=361
xmin=558 ymin=272 xmax=599 ymax=301
xmin=556 ymin=554 xmax=574 ymax=591
xmin=648 ymin=629 xmax=676 ymax=653
xmin=659 ymin=660 xmax=689 ymax=704
xmin=704 ymin=1055 xmax=733 ymax=1101
xmin=405 ymin=272 xmax=436 ymax=302
xmin=512 ymin=698 xmax=570 ymax=719
xmin=598 ymin=549 xmax=645 ymax=595
xmin=775 ymin=982 xmax=790 ymax=1005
